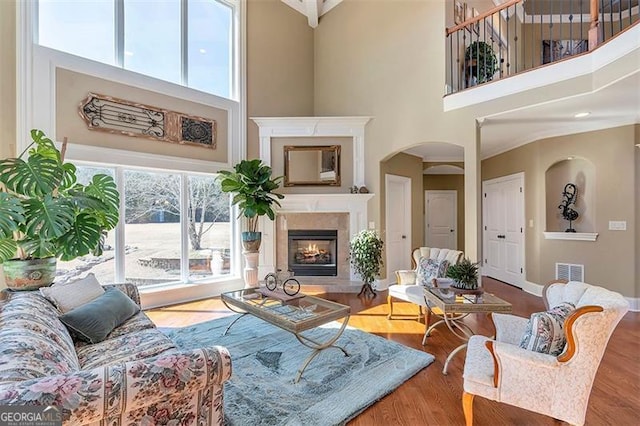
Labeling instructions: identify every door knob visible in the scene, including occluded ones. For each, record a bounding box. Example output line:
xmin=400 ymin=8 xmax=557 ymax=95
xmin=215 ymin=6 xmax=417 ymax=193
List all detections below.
xmin=401 ymin=235 xmax=406 ymax=239
xmin=450 ymin=229 xmax=454 ymax=232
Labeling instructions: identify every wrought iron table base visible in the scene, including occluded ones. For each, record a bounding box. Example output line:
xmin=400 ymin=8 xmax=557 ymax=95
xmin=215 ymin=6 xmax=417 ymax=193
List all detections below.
xmin=422 ymin=306 xmax=474 ymax=374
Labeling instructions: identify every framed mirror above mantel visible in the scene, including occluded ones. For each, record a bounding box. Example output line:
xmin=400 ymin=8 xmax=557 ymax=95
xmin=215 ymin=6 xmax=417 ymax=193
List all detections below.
xmin=252 ymin=116 xmax=371 ymax=191
xmin=284 ymin=145 xmax=341 ymax=186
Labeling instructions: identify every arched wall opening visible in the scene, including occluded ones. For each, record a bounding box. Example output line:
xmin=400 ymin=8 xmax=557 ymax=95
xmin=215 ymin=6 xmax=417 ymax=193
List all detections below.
xmin=379 ymin=142 xmax=466 ymax=280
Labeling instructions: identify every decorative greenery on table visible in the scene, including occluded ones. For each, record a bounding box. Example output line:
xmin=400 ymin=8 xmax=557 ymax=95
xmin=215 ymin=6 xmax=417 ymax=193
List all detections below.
xmin=218 ymin=159 xmax=284 ymax=234
xmin=349 ymin=229 xmax=384 ymax=297
xmin=446 ymin=257 xmax=479 ymax=290
xmin=0 ymin=129 xmax=120 ymax=263
xmin=465 ymin=41 xmax=498 ymax=84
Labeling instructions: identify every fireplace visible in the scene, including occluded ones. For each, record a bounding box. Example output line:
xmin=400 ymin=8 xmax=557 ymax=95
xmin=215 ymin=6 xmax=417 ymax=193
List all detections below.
xmin=288 ymin=230 xmax=338 ymax=276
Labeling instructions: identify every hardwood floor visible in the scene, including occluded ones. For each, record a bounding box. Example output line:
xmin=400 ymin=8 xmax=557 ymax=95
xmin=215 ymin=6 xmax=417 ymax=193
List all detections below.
xmin=146 ymin=278 xmax=640 ymax=425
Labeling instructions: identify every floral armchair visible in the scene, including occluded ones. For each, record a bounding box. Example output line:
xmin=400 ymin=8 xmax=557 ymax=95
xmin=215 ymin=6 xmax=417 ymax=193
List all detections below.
xmin=461 ymin=280 xmax=629 ymax=426
xmin=0 ymin=284 xmax=232 ymax=425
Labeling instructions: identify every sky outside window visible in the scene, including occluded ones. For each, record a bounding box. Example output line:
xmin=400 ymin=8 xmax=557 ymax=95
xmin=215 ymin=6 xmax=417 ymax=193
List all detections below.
xmin=38 ymin=0 xmax=116 ymax=64
xmin=124 ymin=0 xmax=181 ymax=84
xmin=188 ymin=0 xmax=232 ymax=98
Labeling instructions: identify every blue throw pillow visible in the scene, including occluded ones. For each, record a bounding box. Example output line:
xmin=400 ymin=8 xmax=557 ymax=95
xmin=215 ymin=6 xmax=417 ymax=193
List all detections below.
xmin=59 ymin=287 xmax=140 ymax=344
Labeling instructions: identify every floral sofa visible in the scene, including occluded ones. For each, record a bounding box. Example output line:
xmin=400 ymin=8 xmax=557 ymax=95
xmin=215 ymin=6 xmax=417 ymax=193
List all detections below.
xmin=0 ymin=284 xmax=232 ymax=425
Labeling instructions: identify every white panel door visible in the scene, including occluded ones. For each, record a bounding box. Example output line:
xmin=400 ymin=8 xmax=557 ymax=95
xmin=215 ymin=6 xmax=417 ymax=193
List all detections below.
xmin=425 ymin=190 xmax=457 ymax=250
xmin=385 ymin=175 xmax=412 ymax=282
xmin=482 ymin=173 xmax=524 ymax=287
xmin=483 ymin=181 xmax=504 ymax=279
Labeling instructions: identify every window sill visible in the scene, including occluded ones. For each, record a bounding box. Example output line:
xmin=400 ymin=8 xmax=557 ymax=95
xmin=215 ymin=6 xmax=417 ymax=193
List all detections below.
xmin=543 ymin=232 xmax=598 ymax=241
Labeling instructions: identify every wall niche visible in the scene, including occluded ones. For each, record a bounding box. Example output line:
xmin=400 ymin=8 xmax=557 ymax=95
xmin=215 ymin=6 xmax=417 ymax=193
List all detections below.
xmin=545 ymin=157 xmax=596 ymax=234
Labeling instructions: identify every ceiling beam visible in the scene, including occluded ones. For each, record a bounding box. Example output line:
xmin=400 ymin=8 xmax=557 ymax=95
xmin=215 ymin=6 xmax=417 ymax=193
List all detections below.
xmin=281 ymin=0 xmax=344 ymax=28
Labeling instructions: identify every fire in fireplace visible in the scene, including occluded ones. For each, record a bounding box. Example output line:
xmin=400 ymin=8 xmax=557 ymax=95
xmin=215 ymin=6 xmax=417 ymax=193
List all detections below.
xmin=288 ymin=230 xmax=338 ymax=276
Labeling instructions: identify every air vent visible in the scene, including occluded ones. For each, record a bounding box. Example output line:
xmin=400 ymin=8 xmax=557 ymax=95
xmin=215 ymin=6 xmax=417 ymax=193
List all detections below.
xmin=555 ymin=263 xmax=584 ymax=282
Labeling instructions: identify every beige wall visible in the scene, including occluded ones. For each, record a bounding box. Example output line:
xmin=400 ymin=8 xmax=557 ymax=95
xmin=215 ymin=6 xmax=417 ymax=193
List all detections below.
xmin=0 ymin=0 xmax=16 ymax=161
xmin=482 ymin=125 xmax=637 ymax=297
xmin=246 ymin=0 xmax=315 ymax=160
xmin=0 ymin=0 xmax=16 ymax=290
xmin=380 ymin=152 xmax=425 ymax=266
xmin=314 ymin=0 xmax=481 ymax=280
xmin=271 ymin=136 xmax=353 ymax=193
xmin=56 ymin=69 xmax=228 ymax=161
xmin=423 ymin=174 xmax=465 ymax=250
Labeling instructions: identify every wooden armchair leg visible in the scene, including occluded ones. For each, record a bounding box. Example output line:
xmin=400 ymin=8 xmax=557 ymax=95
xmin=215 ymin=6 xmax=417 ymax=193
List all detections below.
xmin=462 ymin=392 xmax=474 ymax=426
xmin=387 ymin=295 xmax=394 ymax=319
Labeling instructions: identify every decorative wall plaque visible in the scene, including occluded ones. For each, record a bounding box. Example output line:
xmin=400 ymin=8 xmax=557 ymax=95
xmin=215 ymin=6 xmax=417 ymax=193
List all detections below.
xmin=79 ymin=93 xmax=216 ymax=149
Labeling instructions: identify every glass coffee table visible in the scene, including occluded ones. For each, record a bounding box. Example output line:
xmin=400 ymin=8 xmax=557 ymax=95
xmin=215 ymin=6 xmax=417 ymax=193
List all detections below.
xmin=221 ymin=288 xmax=351 ymax=383
xmin=422 ymin=286 xmax=512 ymax=374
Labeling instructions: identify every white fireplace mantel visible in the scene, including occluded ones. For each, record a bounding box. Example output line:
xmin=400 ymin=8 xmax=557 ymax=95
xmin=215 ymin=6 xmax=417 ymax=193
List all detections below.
xmin=258 ymin=193 xmax=374 ymax=280
xmin=252 ymin=116 xmax=371 ymax=187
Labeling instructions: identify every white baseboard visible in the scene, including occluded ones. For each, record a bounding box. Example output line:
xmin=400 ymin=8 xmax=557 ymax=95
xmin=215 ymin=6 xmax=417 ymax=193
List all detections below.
xmin=522 ymin=281 xmax=544 ymax=297
xmin=625 ymin=297 xmax=640 ymax=312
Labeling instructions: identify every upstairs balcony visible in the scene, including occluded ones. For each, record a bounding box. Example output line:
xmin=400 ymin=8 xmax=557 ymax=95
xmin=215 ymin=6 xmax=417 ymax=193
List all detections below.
xmin=446 ymin=0 xmax=638 ymax=96
xmin=444 ymin=0 xmax=639 ymax=156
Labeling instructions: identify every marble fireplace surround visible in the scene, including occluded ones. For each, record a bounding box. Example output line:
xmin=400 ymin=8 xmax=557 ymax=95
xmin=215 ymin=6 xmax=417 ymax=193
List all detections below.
xmin=258 ymin=193 xmax=374 ymax=287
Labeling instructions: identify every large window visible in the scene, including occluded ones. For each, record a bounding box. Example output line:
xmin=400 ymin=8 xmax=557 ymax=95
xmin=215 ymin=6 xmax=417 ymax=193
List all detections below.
xmin=37 ymin=0 xmax=235 ymax=99
xmin=57 ymin=165 xmax=232 ymax=287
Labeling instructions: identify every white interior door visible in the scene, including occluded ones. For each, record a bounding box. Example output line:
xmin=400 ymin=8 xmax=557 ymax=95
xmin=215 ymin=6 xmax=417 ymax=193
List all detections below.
xmin=425 ymin=190 xmax=457 ymax=250
xmin=482 ymin=173 xmax=525 ymax=287
xmin=385 ymin=174 xmax=412 ymax=283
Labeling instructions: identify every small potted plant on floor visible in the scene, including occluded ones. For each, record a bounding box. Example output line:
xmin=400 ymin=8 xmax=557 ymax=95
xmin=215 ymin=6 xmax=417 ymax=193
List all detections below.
xmin=446 ymin=257 xmax=480 ymax=290
xmin=0 ymin=130 xmax=120 ymax=290
xmin=349 ymin=229 xmax=384 ymax=297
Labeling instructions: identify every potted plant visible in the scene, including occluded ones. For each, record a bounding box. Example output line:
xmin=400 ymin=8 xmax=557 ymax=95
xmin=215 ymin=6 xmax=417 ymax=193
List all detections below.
xmin=349 ymin=230 xmax=384 ymax=297
xmin=465 ymin=41 xmax=498 ymax=86
xmin=0 ymin=130 xmax=119 ymax=290
xmin=218 ymin=159 xmax=284 ymax=251
xmin=446 ymin=257 xmax=479 ymax=290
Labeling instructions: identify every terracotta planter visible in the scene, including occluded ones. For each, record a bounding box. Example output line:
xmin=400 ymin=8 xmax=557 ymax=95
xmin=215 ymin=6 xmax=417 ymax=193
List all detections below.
xmin=3 ymin=257 xmax=57 ymax=291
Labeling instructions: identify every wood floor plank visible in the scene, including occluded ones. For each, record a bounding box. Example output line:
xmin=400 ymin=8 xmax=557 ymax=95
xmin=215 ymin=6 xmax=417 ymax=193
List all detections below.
xmin=146 ymin=278 xmax=640 ymax=425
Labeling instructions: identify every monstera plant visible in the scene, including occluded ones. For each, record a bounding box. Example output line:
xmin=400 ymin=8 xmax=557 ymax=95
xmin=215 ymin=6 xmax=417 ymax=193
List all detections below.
xmin=0 ymin=130 xmax=119 ymax=290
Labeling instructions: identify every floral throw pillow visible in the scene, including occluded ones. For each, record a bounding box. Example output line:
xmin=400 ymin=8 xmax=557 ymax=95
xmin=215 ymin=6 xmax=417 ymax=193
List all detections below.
xmin=416 ymin=257 xmax=450 ymax=287
xmin=519 ymin=302 xmax=576 ymax=356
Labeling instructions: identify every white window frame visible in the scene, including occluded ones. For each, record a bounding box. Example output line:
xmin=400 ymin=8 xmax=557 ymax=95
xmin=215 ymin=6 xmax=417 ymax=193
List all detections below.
xmin=34 ymin=0 xmax=239 ymax=100
xmin=16 ymin=0 xmax=248 ymax=305
xmin=72 ymin=162 xmax=237 ymax=287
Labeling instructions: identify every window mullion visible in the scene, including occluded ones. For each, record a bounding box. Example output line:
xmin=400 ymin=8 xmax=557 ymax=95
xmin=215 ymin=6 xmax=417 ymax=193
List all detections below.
xmin=115 ymin=0 xmax=124 ymax=67
xmin=181 ymin=0 xmax=188 ymax=85
xmin=115 ymin=167 xmax=126 ymax=283
xmin=180 ymin=173 xmax=190 ymax=282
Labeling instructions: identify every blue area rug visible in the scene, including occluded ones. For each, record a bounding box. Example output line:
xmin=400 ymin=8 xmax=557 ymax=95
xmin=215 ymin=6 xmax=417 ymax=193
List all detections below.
xmin=163 ymin=314 xmax=434 ymax=426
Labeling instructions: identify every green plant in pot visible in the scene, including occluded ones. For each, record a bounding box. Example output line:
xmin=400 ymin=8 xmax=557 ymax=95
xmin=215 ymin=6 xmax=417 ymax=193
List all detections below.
xmin=446 ymin=258 xmax=480 ymax=290
xmin=465 ymin=41 xmax=498 ymax=85
xmin=0 ymin=130 xmax=119 ymax=290
xmin=218 ymin=159 xmax=284 ymax=252
xmin=349 ymin=230 xmax=384 ymax=298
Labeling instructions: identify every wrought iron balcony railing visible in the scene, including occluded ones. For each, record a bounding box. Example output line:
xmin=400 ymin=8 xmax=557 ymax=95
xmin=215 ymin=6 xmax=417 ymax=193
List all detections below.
xmin=446 ymin=0 xmax=639 ymax=94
